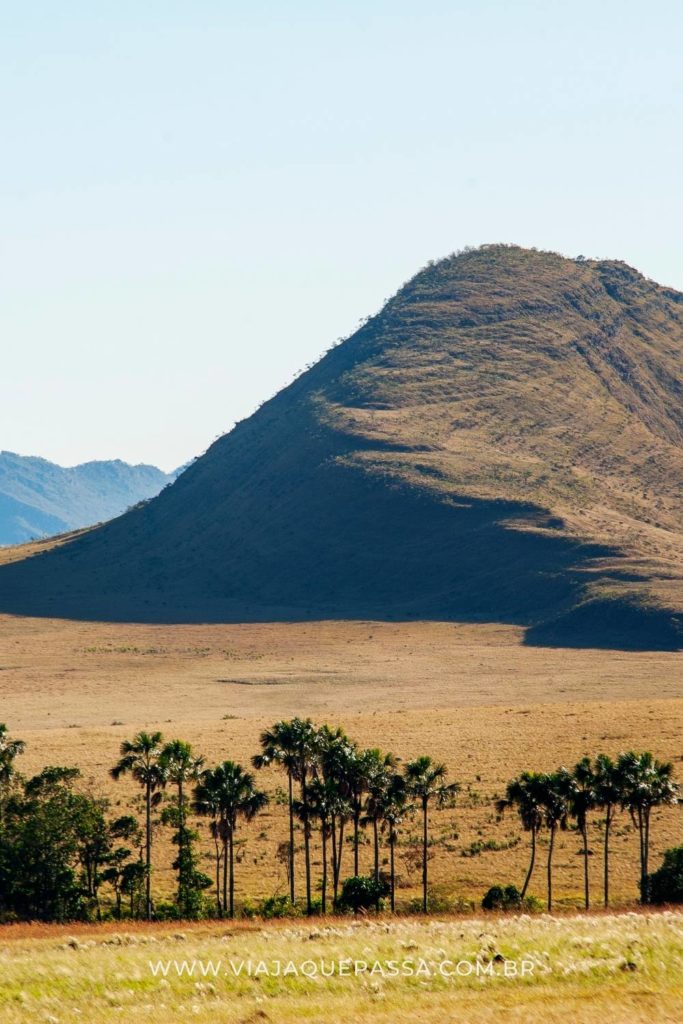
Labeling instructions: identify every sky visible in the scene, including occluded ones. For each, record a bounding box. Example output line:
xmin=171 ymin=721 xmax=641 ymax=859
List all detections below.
xmin=2 ymin=1 xmax=682 ymax=471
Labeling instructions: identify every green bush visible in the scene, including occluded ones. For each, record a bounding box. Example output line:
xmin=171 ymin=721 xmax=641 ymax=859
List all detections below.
xmin=338 ymin=875 xmax=388 ymax=913
xmin=644 ymin=846 xmax=683 ymax=904
xmin=257 ymin=894 xmax=302 ymax=919
xmin=481 ymin=884 xmax=523 ymax=911
xmin=406 ymin=887 xmax=454 ymax=913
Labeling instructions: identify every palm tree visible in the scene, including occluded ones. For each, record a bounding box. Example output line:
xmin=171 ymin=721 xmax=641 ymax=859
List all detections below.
xmin=253 ymin=720 xmax=303 ymax=904
xmin=193 ymin=761 xmax=267 ymax=917
xmin=617 ymin=751 xmax=680 ymax=903
xmin=0 ymin=723 xmax=25 ymax=822
xmin=160 ymin=740 xmax=205 ymax=910
xmin=377 ymin=772 xmax=408 ymax=912
xmin=110 ymin=731 xmax=166 ymax=920
xmin=593 ymin=753 xmax=622 ymax=907
xmin=405 ymin=756 xmax=458 ymax=912
xmin=569 ymin=757 xmax=597 ymax=909
xmin=268 ymin=718 xmax=320 ymax=913
xmin=297 ymin=776 xmax=334 ymax=913
xmin=538 ymin=769 xmax=572 ymax=912
xmin=362 ymin=749 xmax=399 ymax=887
xmin=190 ymin=774 xmax=223 ymax=914
xmin=317 ymin=725 xmax=353 ymax=904
xmin=496 ymin=771 xmax=545 ymax=900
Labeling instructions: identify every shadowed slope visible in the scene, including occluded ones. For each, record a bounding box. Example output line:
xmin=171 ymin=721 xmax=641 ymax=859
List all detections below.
xmin=1 ymin=246 xmax=682 ymax=648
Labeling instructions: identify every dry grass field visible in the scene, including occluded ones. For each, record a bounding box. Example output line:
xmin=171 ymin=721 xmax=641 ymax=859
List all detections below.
xmin=1 ymin=613 xmax=681 ymax=909
xmin=1 ymin=911 xmax=682 ymax=1023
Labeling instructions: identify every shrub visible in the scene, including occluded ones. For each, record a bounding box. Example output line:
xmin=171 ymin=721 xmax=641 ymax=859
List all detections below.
xmin=644 ymin=846 xmax=683 ymax=904
xmin=257 ymin=894 xmax=302 ymax=919
xmin=338 ymin=875 xmax=388 ymax=913
xmin=482 ymin=884 xmax=523 ymax=911
xmin=407 ymin=886 xmax=454 ymax=913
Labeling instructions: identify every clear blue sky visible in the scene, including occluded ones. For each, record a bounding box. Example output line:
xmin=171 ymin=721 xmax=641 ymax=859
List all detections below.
xmin=2 ymin=1 xmax=682 ymax=470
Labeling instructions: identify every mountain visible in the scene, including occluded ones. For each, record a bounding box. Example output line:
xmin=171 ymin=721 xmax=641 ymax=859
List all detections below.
xmin=0 ymin=452 xmax=178 ymax=546
xmin=1 ymin=245 xmax=683 ymax=649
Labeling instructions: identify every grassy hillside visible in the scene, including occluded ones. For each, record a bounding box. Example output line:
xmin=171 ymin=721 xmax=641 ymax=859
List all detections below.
xmin=1 ymin=245 xmax=683 ymax=648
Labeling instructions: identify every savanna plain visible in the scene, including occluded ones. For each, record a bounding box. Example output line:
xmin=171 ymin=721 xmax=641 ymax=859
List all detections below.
xmin=1 ymin=612 xmax=682 ymax=1022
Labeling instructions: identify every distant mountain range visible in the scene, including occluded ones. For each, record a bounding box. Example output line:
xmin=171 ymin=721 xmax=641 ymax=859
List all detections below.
xmin=1 ymin=245 xmax=683 ymax=649
xmin=0 ymin=451 xmax=180 ymax=545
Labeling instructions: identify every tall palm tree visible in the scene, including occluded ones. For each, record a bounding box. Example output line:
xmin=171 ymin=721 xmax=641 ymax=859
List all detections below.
xmin=317 ymin=725 xmax=353 ymax=904
xmin=538 ymin=769 xmax=572 ymax=912
xmin=405 ymin=756 xmax=458 ymax=912
xmin=289 ymin=718 xmax=321 ymax=914
xmin=496 ymin=771 xmax=545 ymax=900
xmin=0 ymin=723 xmax=25 ymax=823
xmin=297 ymin=776 xmax=334 ymax=914
xmin=377 ymin=772 xmax=408 ymax=912
xmin=569 ymin=757 xmax=597 ymax=910
xmin=362 ymin=749 xmax=399 ymax=887
xmin=617 ymin=751 xmax=680 ymax=903
xmin=190 ymin=774 xmax=223 ymax=914
xmin=160 ymin=740 xmax=205 ymax=910
xmin=593 ymin=753 xmax=622 ymax=907
xmin=193 ymin=761 xmax=268 ymax=917
xmin=253 ymin=720 xmax=303 ymax=904
xmin=110 ymin=731 xmax=166 ymax=920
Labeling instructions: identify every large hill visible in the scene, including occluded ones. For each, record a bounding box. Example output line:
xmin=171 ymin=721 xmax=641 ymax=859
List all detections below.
xmin=1 ymin=245 xmax=683 ymax=649
xmin=0 ymin=452 xmax=176 ymax=545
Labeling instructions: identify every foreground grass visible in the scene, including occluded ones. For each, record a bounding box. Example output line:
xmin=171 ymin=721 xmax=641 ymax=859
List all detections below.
xmin=1 ymin=911 xmax=682 ymax=1023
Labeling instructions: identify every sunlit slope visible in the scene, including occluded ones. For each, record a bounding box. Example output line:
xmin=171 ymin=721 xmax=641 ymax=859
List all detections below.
xmin=1 ymin=245 xmax=682 ymax=648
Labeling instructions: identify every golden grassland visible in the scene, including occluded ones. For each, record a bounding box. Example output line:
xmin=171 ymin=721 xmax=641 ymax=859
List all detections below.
xmin=1 ymin=614 xmax=682 ymax=908
xmin=1 ymin=911 xmax=682 ymax=1023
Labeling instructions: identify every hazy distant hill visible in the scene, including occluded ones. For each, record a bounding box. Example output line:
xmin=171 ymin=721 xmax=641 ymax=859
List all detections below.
xmin=0 ymin=452 xmax=177 ymax=545
xmin=1 ymin=245 xmax=683 ymax=649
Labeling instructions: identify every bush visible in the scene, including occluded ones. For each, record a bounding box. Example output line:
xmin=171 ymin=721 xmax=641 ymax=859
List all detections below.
xmin=338 ymin=875 xmax=388 ymax=913
xmin=257 ymin=894 xmax=302 ymax=919
xmin=406 ymin=886 xmax=455 ymax=914
xmin=644 ymin=846 xmax=683 ymax=904
xmin=482 ymin=884 xmax=523 ymax=911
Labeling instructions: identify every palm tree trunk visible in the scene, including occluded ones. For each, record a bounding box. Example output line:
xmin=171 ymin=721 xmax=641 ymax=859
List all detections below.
xmin=390 ymin=827 xmax=396 ymax=913
xmin=353 ymin=805 xmax=360 ymax=876
xmin=373 ymin=818 xmax=380 ymax=912
xmin=636 ymin=807 xmax=646 ymax=903
xmin=336 ymin=818 xmax=345 ymax=889
xmin=520 ymin=826 xmax=536 ymax=900
xmin=302 ymin=773 xmax=312 ymax=914
xmin=222 ymin=834 xmax=229 ymax=917
xmin=642 ymin=808 xmax=651 ymax=903
xmin=321 ymin=822 xmax=327 ymax=915
xmin=213 ymin=833 xmax=221 ymax=915
xmin=177 ymin=778 xmax=184 ymax=906
xmin=547 ymin=824 xmax=556 ymax=912
xmin=331 ymin=811 xmax=338 ymax=907
xmin=582 ymin=823 xmax=590 ymax=910
xmin=603 ymin=806 xmax=612 ymax=908
xmin=288 ymin=772 xmax=295 ymax=903
xmin=422 ymin=797 xmax=428 ymax=913
xmin=145 ymin=779 xmax=152 ymax=921
xmin=229 ymin=831 xmax=235 ymax=919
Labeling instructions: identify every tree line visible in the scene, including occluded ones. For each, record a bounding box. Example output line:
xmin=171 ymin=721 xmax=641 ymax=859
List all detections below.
xmin=0 ymin=720 xmax=679 ymax=921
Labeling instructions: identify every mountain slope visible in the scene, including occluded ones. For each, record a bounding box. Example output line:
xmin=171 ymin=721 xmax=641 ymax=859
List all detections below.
xmin=0 ymin=452 xmax=176 ymax=545
xmin=1 ymin=245 xmax=682 ymax=649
